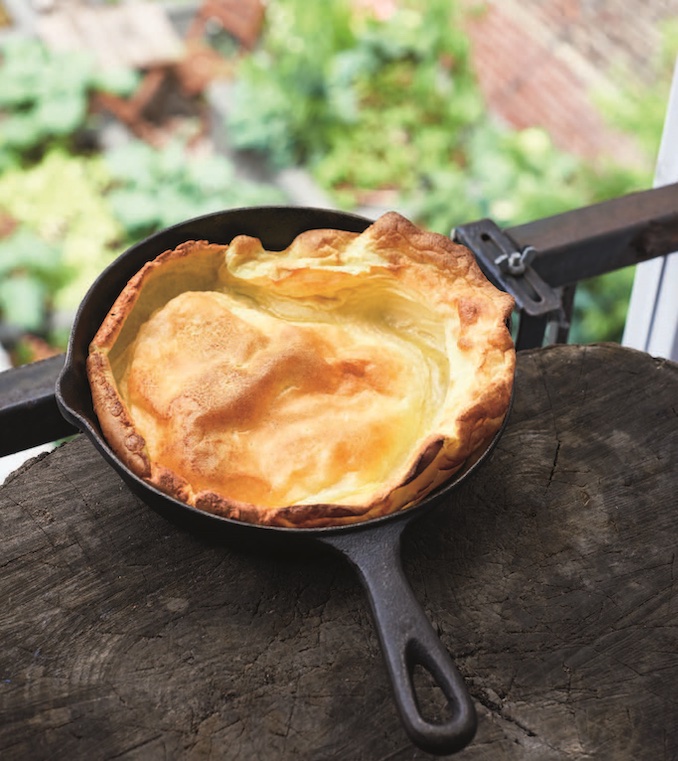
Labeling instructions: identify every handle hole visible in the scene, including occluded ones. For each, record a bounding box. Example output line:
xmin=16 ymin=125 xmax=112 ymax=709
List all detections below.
xmin=411 ymin=662 xmax=456 ymax=726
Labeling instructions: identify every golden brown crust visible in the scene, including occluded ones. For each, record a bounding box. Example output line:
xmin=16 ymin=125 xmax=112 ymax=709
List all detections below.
xmin=87 ymin=350 xmax=152 ymax=478
xmin=87 ymin=212 xmax=515 ymax=527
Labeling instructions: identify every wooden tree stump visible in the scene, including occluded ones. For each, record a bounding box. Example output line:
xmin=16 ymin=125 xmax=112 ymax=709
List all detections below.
xmin=1 ymin=344 xmax=677 ymax=759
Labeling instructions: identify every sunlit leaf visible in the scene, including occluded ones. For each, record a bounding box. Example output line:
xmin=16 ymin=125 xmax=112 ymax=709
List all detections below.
xmin=0 ymin=113 xmax=43 ymax=149
xmin=34 ymin=95 xmax=87 ymax=135
xmin=93 ymin=66 xmax=141 ymax=96
xmin=0 ymin=228 xmax=62 ymax=280
xmin=107 ymin=189 xmax=162 ymax=235
xmin=0 ymin=273 xmax=46 ymax=332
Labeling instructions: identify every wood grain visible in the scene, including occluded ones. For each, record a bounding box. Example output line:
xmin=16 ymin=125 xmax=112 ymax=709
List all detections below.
xmin=1 ymin=344 xmax=677 ymax=759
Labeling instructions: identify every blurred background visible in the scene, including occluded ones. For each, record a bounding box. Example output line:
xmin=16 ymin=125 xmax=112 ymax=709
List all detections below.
xmin=0 ymin=0 xmax=676 ymax=369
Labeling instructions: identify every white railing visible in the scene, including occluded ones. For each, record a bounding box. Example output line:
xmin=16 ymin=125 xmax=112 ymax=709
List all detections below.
xmin=622 ymin=57 xmax=678 ymax=361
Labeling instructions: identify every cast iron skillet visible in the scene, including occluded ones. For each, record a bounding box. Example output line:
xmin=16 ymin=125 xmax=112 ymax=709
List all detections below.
xmin=56 ymin=206 xmax=511 ymax=756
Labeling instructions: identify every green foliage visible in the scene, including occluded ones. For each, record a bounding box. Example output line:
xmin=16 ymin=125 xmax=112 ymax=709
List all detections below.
xmin=226 ymin=0 xmax=357 ymax=166
xmin=408 ymin=125 xmax=587 ymax=234
xmin=571 ymin=267 xmax=636 ymax=344
xmin=571 ymin=22 xmax=677 ymax=345
xmin=104 ymin=139 xmax=287 ymax=241
xmin=0 ymin=37 xmax=139 ymax=170
xmin=0 ymin=228 xmax=67 ymax=331
xmin=228 ymin=0 xmax=483 ymax=198
xmin=0 ymin=149 xmax=122 ymax=342
xmin=313 ymin=4 xmax=484 ymax=202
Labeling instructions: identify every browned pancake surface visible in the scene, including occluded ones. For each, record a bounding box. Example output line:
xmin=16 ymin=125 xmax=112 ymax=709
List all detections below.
xmin=88 ymin=212 xmax=515 ymax=527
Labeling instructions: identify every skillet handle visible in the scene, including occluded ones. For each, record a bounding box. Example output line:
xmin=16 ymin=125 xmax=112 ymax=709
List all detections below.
xmin=321 ymin=521 xmax=477 ymax=756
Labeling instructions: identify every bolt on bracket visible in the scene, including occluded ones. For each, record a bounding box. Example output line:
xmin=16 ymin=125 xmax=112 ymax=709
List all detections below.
xmin=453 ymin=219 xmax=562 ymax=316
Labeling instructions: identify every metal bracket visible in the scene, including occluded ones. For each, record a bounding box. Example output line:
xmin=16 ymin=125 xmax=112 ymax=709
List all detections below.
xmin=453 ymin=219 xmax=568 ymax=350
xmin=453 ymin=219 xmax=561 ymax=315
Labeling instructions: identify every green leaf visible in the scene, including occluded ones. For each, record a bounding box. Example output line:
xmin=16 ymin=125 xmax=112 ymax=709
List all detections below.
xmin=0 ymin=112 xmax=43 ymax=150
xmin=155 ymin=141 xmax=190 ymax=181
xmin=34 ymin=94 xmax=87 ymax=136
xmin=0 ymin=273 xmax=46 ymax=332
xmin=107 ymin=189 xmax=162 ymax=235
xmin=105 ymin=141 xmax=155 ymax=186
xmin=92 ymin=66 xmax=140 ymax=97
xmin=0 ymin=39 xmax=46 ymax=107
xmin=0 ymin=228 xmax=63 ymax=281
xmin=187 ymin=155 xmax=235 ymax=194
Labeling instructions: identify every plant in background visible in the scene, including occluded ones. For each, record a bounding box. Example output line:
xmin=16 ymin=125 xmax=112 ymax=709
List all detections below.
xmin=0 ymin=137 xmax=285 ymax=355
xmin=313 ymin=1 xmax=485 ymax=204
xmin=0 ymin=37 xmax=139 ymax=171
xmin=104 ymin=138 xmax=287 ymax=243
xmin=568 ymin=20 xmax=678 ymax=343
xmin=0 ymin=37 xmax=136 ymax=359
xmin=569 ymin=268 xmax=637 ymax=344
xmin=228 ymin=0 xmax=483 ymax=205
xmin=0 ymin=227 xmax=69 ymax=335
xmin=225 ymin=0 xmax=357 ymax=167
xmin=0 ymin=149 xmax=122 ymax=352
xmin=407 ymin=125 xmax=585 ymax=233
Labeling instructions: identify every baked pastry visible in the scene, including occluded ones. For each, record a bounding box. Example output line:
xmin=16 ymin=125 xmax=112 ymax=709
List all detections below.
xmin=87 ymin=212 xmax=515 ymax=527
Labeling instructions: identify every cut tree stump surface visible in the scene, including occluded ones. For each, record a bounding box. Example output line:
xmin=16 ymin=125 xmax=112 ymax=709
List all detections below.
xmin=1 ymin=343 xmax=677 ymax=759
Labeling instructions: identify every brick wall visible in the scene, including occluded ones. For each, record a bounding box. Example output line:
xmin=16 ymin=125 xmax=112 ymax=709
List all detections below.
xmin=464 ymin=0 xmax=677 ymax=165
xmin=520 ymin=0 xmax=675 ymax=84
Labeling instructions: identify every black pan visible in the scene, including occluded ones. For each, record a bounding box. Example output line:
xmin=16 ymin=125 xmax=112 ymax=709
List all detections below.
xmin=56 ymin=206 xmax=511 ymax=756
